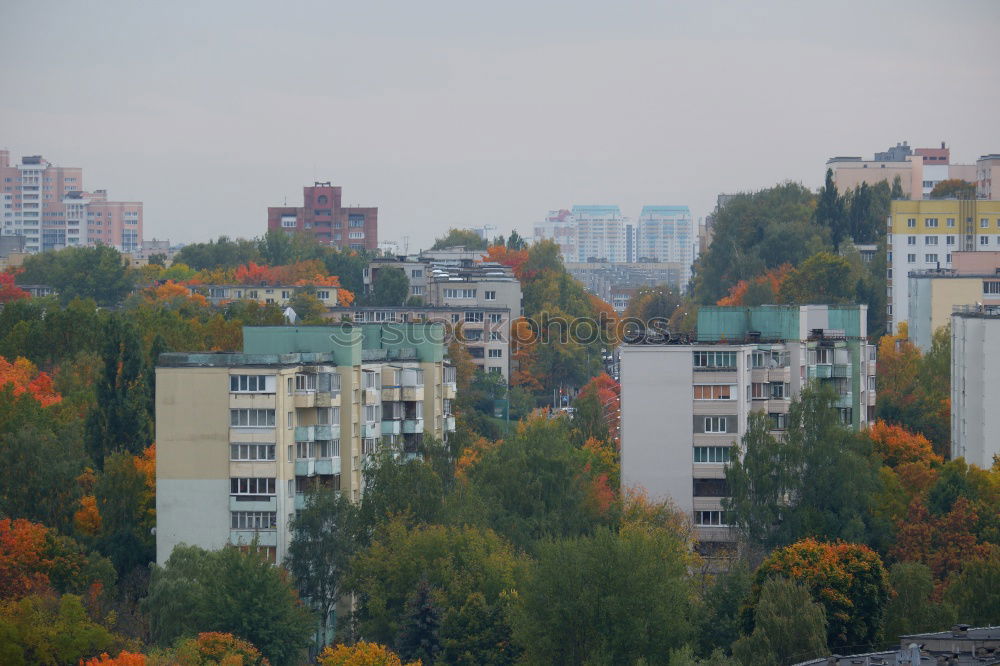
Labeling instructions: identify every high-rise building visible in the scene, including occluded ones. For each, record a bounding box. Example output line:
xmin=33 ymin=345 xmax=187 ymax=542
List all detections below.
xmin=951 ymin=305 xmax=1000 ymax=468
xmin=572 ymin=205 xmax=628 ymax=263
xmin=155 ymin=324 xmax=456 ymax=565
xmin=977 ymin=154 xmax=1000 ymax=199
xmin=636 ymin=206 xmax=696 ymax=286
xmin=533 ymin=209 xmax=577 ymax=260
xmin=887 ymin=199 xmax=1000 ymax=332
xmin=267 ymin=182 xmax=378 ymax=251
xmin=827 ymin=141 xmax=982 ymax=200
xmin=620 ymin=305 xmax=875 ymax=553
xmin=0 ymin=150 xmax=143 ymax=253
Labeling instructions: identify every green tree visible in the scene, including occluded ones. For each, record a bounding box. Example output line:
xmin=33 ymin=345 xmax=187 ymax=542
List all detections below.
xmin=288 ymin=288 xmax=326 ymax=322
xmin=257 ymin=229 xmax=296 ymax=265
xmin=944 ymin=550 xmax=1000 ymax=626
xmin=731 ymin=578 xmax=828 ymax=666
xmin=85 ymin=315 xmax=153 ymax=468
xmin=358 ymin=449 xmax=446 ymax=536
xmin=506 ymin=230 xmax=527 ymax=250
xmin=694 ymin=562 xmax=753 ymax=657
xmin=431 ymin=229 xmax=488 ymax=251
xmin=623 ymin=284 xmax=682 ymax=325
xmin=94 ymin=451 xmax=155 ymax=574
xmin=16 ymin=245 xmax=135 ymax=306
xmin=173 ymin=236 xmax=261 ymax=270
xmin=286 ymin=488 xmax=360 ymax=650
xmin=778 ymin=252 xmax=855 ymax=304
xmin=394 ymin=577 xmax=442 ymax=664
xmin=145 ymin=544 xmax=313 ymax=666
xmin=814 ymin=168 xmax=847 ymax=249
xmin=514 ymin=527 xmax=693 ymax=665
xmin=929 ymin=179 xmax=976 ymax=200
xmin=884 ymin=562 xmax=955 ymax=641
xmin=0 ymin=593 xmax=117 ymax=665
xmin=368 ymin=267 xmax=409 ymax=307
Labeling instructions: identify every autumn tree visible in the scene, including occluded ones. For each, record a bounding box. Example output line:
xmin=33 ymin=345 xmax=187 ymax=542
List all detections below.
xmin=943 ymin=550 xmax=1000 ymax=626
xmin=0 ymin=593 xmax=117 ymax=665
xmin=731 ymin=577 xmax=828 ymax=666
xmin=890 ymin=496 xmax=991 ymax=584
xmin=85 ymin=315 xmax=153 ymax=468
xmin=0 ymin=272 xmax=28 ymax=304
xmin=317 ymin=642 xmax=419 ymax=666
xmin=929 ymin=179 xmax=976 ymax=199
xmin=92 ymin=448 xmax=156 ymax=574
xmin=778 ymin=252 xmax=855 ymax=304
xmin=867 ymin=420 xmax=942 ymax=468
xmin=431 ymin=228 xmax=488 ymax=251
xmin=883 ymin=562 xmax=955 ymax=641
xmin=746 ymin=539 xmax=890 ymax=652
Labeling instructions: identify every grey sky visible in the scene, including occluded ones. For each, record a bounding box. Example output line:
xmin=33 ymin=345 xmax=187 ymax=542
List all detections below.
xmin=2 ymin=0 xmax=998 ymax=251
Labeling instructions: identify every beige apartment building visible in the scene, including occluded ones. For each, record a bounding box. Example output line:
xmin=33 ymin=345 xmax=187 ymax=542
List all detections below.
xmin=907 ymin=252 xmax=1000 ymax=351
xmin=155 ymin=324 xmax=456 ymax=565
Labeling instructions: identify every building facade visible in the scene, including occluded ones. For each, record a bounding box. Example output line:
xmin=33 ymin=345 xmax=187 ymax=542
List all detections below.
xmin=565 ymin=261 xmax=685 ymax=310
xmin=267 ymin=182 xmax=378 ymax=251
xmin=0 ymin=150 xmax=143 ymax=253
xmin=155 ymin=324 xmax=456 ymax=565
xmin=951 ymin=306 xmax=1000 ymax=469
xmin=620 ymin=305 xmax=875 ymax=552
xmin=888 ymin=199 xmax=1000 ymax=332
xmin=907 ymin=252 xmax=1000 ymax=351
xmin=636 ymin=206 xmax=696 ymax=286
xmin=571 ymin=205 xmax=628 ymax=263
xmin=827 ymin=141 xmax=981 ymax=200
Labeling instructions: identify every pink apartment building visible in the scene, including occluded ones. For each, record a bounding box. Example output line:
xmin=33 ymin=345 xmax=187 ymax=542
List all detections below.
xmin=267 ymin=182 xmax=378 ymax=251
xmin=0 ymin=149 xmax=143 ymax=254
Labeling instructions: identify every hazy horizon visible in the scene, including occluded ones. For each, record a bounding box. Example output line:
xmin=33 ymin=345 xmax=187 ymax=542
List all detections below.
xmin=2 ymin=0 xmax=998 ymax=251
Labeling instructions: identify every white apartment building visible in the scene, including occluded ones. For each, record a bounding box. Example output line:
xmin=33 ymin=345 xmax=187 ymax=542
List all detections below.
xmin=572 ymin=205 xmax=629 ymax=263
xmin=155 ymin=324 xmax=456 ymax=565
xmin=620 ymin=305 xmax=875 ymax=553
xmin=636 ymin=206 xmax=696 ymax=286
xmin=951 ymin=306 xmax=1000 ymax=468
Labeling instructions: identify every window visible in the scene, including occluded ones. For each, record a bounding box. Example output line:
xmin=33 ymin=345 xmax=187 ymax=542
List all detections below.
xmin=867 ymin=376 xmax=876 ymax=391
xmin=694 ymin=511 xmax=729 ymax=526
xmin=230 ymin=374 xmax=275 ymax=393
xmin=982 ymin=236 xmax=990 ymax=246
xmin=838 ymin=407 xmax=853 ymax=424
xmin=906 ymin=218 xmax=916 ymax=228
xmin=231 ymin=511 xmax=277 ymax=530
xmin=281 ymin=217 xmax=297 ymax=228
xmin=317 ymin=290 xmax=330 ymax=300
xmin=490 ymin=331 xmax=501 ymax=341
xmin=317 ymin=439 xmax=340 ymax=457
xmin=363 ymin=404 xmax=381 ymax=423
xmin=465 ymin=311 xmax=484 ymax=323
xmin=984 ymin=281 xmax=1000 ymax=295
xmin=488 ymin=349 xmax=503 ymax=358
xmin=907 ymin=253 xmax=916 ymax=263
xmin=230 ymin=409 xmax=276 ymax=427
xmin=693 ymin=384 xmax=735 ymax=400
xmin=693 ymin=351 xmax=736 ymax=369
xmin=295 ymin=374 xmax=317 ymax=392
xmin=316 ymin=406 xmax=340 ymax=424
xmin=946 ymin=253 xmax=952 ymax=263
xmin=770 ymin=382 xmax=788 ymax=399
xmin=694 ymin=446 xmax=731 ymax=463
xmin=751 ymin=382 xmax=768 ymax=399
xmin=362 ymin=438 xmax=379 ymax=455
xmin=925 ymin=218 xmax=938 ymax=228
xmin=484 ymin=290 xmax=496 ymax=300
xmin=925 ymin=254 xmax=938 ymax=263
xmin=411 ymin=269 xmax=423 ymax=278
xmin=768 ymin=413 xmax=787 ymax=430
xmin=489 ymin=313 xmax=503 ymax=323
xmin=296 ymin=441 xmax=315 ymax=459
xmin=907 ymin=236 xmax=916 ymax=245
xmin=349 ymin=215 xmax=365 ymax=228
xmin=924 ymin=236 xmax=938 ymax=245
xmin=230 ymin=443 xmax=276 ymax=461
xmin=703 ymin=417 xmax=727 ymax=433
xmin=411 ymin=286 xmax=424 ymax=296
xmin=348 ymin=231 xmax=364 ymax=239
xmin=230 ymin=477 xmax=276 ymax=496
xmin=693 ymin=478 xmax=729 ymax=497
xmin=813 ymin=348 xmax=833 ymax=364
xmin=947 ymin=218 xmax=955 ymax=227
xmin=946 ymin=235 xmax=955 ymax=245
xmin=982 ymin=219 xmax=990 ymax=229
xmin=443 ymin=288 xmax=476 ymax=299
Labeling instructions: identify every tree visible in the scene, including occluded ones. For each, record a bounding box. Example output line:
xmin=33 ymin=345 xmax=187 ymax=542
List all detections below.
xmin=814 ymin=168 xmax=847 ymax=249
xmin=746 ymin=539 xmax=890 ymax=652
xmin=173 ymin=236 xmax=261 ymax=270
xmin=0 ymin=593 xmax=117 ymax=665
xmin=778 ymin=252 xmax=855 ymax=304
xmin=0 ymin=272 xmax=28 ymax=304
xmin=167 ymin=632 xmax=270 ymax=666
xmin=347 ymin=520 xmax=522 ymax=654
xmin=286 ymin=488 xmax=360 ymax=650
xmin=943 ymin=550 xmax=1000 ymax=626
xmin=144 ymin=544 xmax=313 ymax=666
xmin=317 ymin=642 xmax=419 ymax=666
xmin=93 ymin=448 xmax=156 ymax=574
xmin=505 ymin=230 xmax=527 ymax=250
xmin=85 ymin=315 xmax=153 ymax=468
xmin=731 ymin=577 xmax=828 ymax=666
xmin=624 ymin=284 xmax=682 ymax=325
xmin=929 ymin=179 xmax=975 ymax=200
xmin=258 ymin=229 xmax=296 ymax=265
xmin=17 ymin=245 xmax=135 ymax=306
xmin=867 ymin=420 xmax=942 ymax=468
xmin=890 ymin=496 xmax=991 ymax=584
xmin=394 ymin=577 xmax=442 ymax=664
xmin=883 ymin=562 xmax=955 ymax=641
xmin=430 ymin=229 xmax=487 ymax=251
xmin=288 ymin=288 xmax=326 ymax=322
xmin=368 ymin=267 xmax=409 ymax=307
xmin=694 ymin=562 xmax=752 ymax=657
xmin=514 ymin=526 xmax=693 ymax=665
xmin=358 ymin=449 xmax=447 ymax=536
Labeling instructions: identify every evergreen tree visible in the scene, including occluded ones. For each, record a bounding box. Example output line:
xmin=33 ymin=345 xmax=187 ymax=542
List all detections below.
xmin=815 ymin=168 xmax=846 ymax=249
xmin=395 ymin=578 xmax=442 ymax=664
xmin=506 ymin=230 xmax=527 ymax=250
xmin=731 ymin=578 xmax=828 ymax=666
xmin=85 ymin=315 xmax=153 ymax=468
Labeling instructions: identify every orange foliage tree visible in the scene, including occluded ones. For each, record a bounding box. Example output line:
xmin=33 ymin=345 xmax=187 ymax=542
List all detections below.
xmin=716 ymin=264 xmax=792 ymax=306
xmin=482 ymin=244 xmax=529 ymax=280
xmin=83 ymin=652 xmax=147 ymax=666
xmin=890 ymin=496 xmax=992 ymax=586
xmin=0 ymin=518 xmax=53 ymax=599
xmin=0 ymin=356 xmax=62 ymax=407
xmin=748 ymin=538 xmax=890 ymax=651
xmin=0 ymin=270 xmax=29 ymax=303
xmin=509 ymin=317 xmax=543 ymax=391
xmin=169 ymin=632 xmax=270 ymax=665
xmin=868 ymin=421 xmax=942 ymax=468
xmin=318 ymin=641 xmax=420 ymax=666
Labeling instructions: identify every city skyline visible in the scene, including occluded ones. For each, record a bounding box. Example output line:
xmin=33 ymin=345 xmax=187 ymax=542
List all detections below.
xmin=2 ymin=0 xmax=999 ymax=250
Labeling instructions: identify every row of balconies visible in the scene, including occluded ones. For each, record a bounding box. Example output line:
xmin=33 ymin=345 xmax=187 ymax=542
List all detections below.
xmin=295 ymin=425 xmax=341 ymax=442
xmin=294 ymin=457 xmax=340 ymax=477
xmin=808 ymin=363 xmax=852 ymax=380
xmin=378 ymin=386 xmax=425 ymax=402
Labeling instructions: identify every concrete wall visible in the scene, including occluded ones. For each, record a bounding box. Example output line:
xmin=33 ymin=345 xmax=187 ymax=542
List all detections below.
xmin=951 ymin=314 xmax=1000 ymax=467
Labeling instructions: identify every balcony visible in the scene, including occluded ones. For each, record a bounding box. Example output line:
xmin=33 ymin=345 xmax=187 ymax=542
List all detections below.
xmin=229 ymin=530 xmax=278 ymax=547
xmin=443 ymin=382 xmax=457 ymax=400
xmin=444 ymin=415 xmax=456 ymax=432
xmin=294 ymin=391 xmax=340 ymax=409
xmin=809 ymin=364 xmax=833 ymax=380
xmin=361 ymin=422 xmax=379 ymax=438
xmin=363 ymin=387 xmax=380 ymax=404
xmin=295 ymin=425 xmax=339 ymax=442
xmin=294 ymin=459 xmax=315 ymax=476
xmin=402 ymin=418 xmax=424 ymax=434
xmin=836 ymin=392 xmax=853 ymax=408
xmin=294 ymin=493 xmax=306 ymax=511
xmin=381 ymin=420 xmax=402 ymax=436
xmin=314 ymin=457 xmax=340 ymax=475
xmin=767 ymin=367 xmax=789 ymax=382
xmin=381 ymin=386 xmax=401 ymax=402
xmin=831 ymin=363 xmax=850 ymax=378
xmin=229 ymin=495 xmax=277 ymax=512
xmin=401 ymin=386 xmax=424 ymax=402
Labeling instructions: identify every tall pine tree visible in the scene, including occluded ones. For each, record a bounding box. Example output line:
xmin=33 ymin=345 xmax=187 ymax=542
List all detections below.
xmin=85 ymin=314 xmax=153 ymax=468
xmin=395 ymin=577 xmax=442 ymax=664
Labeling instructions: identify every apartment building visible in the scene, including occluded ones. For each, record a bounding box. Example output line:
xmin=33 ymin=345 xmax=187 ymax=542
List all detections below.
xmin=887 ymin=199 xmax=1000 ymax=332
xmin=569 ymin=205 xmax=629 ymax=263
xmin=565 ymin=261 xmax=685 ymax=309
xmin=267 ymin=181 xmax=378 ymax=251
xmin=827 ymin=142 xmax=979 ymax=200
xmin=0 ymin=150 xmax=143 ymax=253
xmin=155 ymin=324 xmax=457 ymax=565
xmin=326 ymin=305 xmax=514 ymax=380
xmin=907 ymin=252 xmax=1000 ymax=351
xmin=533 ymin=209 xmax=577 ymax=260
xmin=951 ymin=305 xmax=1000 ymax=468
xmin=620 ymin=305 xmax=875 ymax=552
xmin=636 ymin=206 xmax=696 ymax=286
xmin=196 ymin=284 xmax=344 ymax=309
xmin=977 ymin=154 xmax=1000 ymax=199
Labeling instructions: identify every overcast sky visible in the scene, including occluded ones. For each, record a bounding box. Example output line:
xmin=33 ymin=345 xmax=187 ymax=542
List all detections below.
xmin=2 ymin=0 xmax=998 ymax=251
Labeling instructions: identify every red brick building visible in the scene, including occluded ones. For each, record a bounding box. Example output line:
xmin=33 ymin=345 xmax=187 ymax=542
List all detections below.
xmin=267 ymin=182 xmax=378 ymax=251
